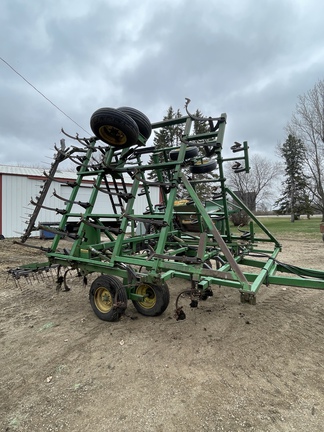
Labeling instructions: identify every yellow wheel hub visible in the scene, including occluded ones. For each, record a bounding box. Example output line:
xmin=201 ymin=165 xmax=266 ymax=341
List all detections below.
xmin=99 ymin=125 xmax=127 ymax=146
xmin=136 ymin=284 xmax=156 ymax=309
xmin=94 ymin=287 xmax=113 ymax=313
xmin=195 ymin=159 xmax=208 ymax=166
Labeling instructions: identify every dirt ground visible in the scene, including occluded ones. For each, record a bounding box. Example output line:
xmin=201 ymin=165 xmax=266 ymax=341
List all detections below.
xmin=0 ymin=235 xmax=324 ymax=432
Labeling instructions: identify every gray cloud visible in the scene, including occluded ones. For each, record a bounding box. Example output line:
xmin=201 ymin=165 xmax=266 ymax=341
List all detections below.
xmin=1 ymin=0 xmax=324 ymax=165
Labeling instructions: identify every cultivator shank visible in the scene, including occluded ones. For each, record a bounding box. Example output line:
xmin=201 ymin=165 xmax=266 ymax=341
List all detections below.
xmin=9 ymin=102 xmax=324 ymax=321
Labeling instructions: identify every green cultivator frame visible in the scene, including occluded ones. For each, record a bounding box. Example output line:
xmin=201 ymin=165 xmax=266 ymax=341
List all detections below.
xmin=9 ymin=101 xmax=324 ymax=321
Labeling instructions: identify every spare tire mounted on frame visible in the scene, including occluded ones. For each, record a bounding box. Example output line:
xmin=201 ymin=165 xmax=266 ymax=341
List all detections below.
xmin=90 ymin=106 xmax=152 ymax=148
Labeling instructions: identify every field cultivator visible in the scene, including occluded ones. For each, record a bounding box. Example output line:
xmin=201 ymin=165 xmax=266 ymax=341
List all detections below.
xmin=9 ymin=102 xmax=324 ymax=321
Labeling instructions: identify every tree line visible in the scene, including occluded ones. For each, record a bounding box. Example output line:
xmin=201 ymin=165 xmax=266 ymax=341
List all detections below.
xmin=149 ymin=79 xmax=324 ymax=222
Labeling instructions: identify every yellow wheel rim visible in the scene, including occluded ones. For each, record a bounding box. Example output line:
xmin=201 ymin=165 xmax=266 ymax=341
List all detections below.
xmin=174 ymin=199 xmax=190 ymax=206
xmin=94 ymin=287 xmax=113 ymax=313
xmin=136 ymin=284 xmax=156 ymax=309
xmin=99 ymin=125 xmax=127 ymax=146
xmin=195 ymin=159 xmax=208 ymax=166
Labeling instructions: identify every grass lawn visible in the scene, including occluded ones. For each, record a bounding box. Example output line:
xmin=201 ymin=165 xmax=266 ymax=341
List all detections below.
xmin=251 ymin=215 xmax=323 ymax=241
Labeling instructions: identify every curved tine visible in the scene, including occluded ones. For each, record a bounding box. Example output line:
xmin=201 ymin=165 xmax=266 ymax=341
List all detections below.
xmin=61 ymin=128 xmax=96 ymax=147
xmin=61 ymin=128 xmax=80 ymax=140
xmin=76 ymin=135 xmax=97 ymax=147
xmin=68 ymin=156 xmax=83 ymax=166
xmin=184 ymin=97 xmax=225 ymax=122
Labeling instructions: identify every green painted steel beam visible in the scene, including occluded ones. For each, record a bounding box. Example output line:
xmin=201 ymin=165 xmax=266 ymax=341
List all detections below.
xmin=267 ymin=275 xmax=324 ymax=289
xmin=245 ymin=247 xmax=281 ymax=294
xmin=225 ymin=188 xmax=281 ymax=248
xmin=181 ymin=173 xmax=250 ymax=289
xmin=151 ymin=116 xmax=190 ymax=128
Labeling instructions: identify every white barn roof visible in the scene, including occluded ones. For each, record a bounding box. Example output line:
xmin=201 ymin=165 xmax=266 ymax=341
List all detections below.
xmin=0 ymin=164 xmax=77 ymax=179
xmin=0 ymin=164 xmax=134 ymax=182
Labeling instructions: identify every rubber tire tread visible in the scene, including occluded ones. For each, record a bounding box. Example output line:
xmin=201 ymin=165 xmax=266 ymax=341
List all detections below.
xmin=132 ymin=283 xmax=170 ymax=317
xmin=90 ymin=107 xmax=139 ymax=147
xmin=189 ymin=159 xmax=217 ymax=174
xmin=169 ymin=146 xmax=199 ymax=161
xmin=89 ymin=275 xmax=128 ymax=322
xmin=117 ymin=106 xmax=152 ymax=139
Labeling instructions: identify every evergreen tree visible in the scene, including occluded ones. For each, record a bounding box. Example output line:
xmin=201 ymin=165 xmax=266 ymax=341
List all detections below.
xmin=148 ymin=106 xmax=183 ymax=181
xmin=193 ymin=109 xmax=209 ymax=135
xmin=275 ymin=134 xmax=313 ymax=221
xmin=148 ymin=107 xmax=218 ymax=202
xmin=190 ymin=110 xmax=218 ymax=202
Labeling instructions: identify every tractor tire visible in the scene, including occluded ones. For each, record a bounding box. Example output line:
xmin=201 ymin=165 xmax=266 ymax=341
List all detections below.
xmin=132 ymin=282 xmax=170 ymax=316
xmin=90 ymin=107 xmax=139 ymax=148
xmin=189 ymin=159 xmax=217 ymax=174
xmin=169 ymin=146 xmax=199 ymax=161
xmin=117 ymin=107 xmax=152 ymax=139
xmin=89 ymin=275 xmax=127 ymax=321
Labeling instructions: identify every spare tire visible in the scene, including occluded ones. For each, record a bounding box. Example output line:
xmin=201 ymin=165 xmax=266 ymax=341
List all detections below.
xmin=169 ymin=146 xmax=199 ymax=161
xmin=90 ymin=107 xmax=139 ymax=148
xmin=189 ymin=159 xmax=217 ymax=174
xmin=117 ymin=107 xmax=152 ymax=139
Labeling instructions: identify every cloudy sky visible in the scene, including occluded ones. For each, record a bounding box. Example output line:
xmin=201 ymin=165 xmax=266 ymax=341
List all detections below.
xmin=1 ymin=0 xmax=324 ymax=167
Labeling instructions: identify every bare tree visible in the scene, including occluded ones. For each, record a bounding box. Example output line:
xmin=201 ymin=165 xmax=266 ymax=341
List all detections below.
xmin=287 ymin=79 xmax=324 ymax=220
xmin=226 ymin=154 xmax=282 ymax=211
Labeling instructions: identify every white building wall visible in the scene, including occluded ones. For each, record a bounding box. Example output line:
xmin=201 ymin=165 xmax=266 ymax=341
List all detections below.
xmin=1 ymin=174 xmax=160 ymax=238
xmin=2 ymin=174 xmax=30 ymax=237
xmin=2 ymin=175 xmax=64 ymax=237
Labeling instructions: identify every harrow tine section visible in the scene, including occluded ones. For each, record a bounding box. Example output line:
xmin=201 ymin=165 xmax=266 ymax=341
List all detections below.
xmin=13 ymin=241 xmax=52 ymax=252
xmin=8 ymin=264 xmax=61 ymax=289
xmin=30 ymin=199 xmax=67 ymax=215
xmin=20 ymin=142 xmax=72 ymax=243
xmin=52 ymin=189 xmax=91 ymax=209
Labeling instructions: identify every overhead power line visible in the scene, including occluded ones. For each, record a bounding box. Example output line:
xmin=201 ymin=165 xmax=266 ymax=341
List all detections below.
xmin=0 ymin=56 xmax=90 ymax=135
